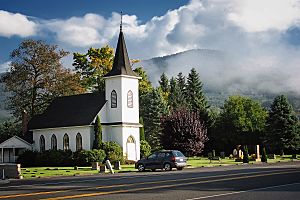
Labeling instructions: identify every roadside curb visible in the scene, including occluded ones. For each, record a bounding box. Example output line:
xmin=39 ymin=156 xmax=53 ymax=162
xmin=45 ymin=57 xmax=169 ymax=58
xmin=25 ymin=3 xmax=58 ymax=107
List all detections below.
xmin=0 ymin=179 xmax=10 ymax=185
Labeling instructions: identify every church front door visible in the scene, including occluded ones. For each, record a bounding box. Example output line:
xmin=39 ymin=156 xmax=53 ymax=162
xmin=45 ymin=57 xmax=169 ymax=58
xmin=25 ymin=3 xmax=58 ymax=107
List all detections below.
xmin=126 ymin=136 xmax=136 ymax=161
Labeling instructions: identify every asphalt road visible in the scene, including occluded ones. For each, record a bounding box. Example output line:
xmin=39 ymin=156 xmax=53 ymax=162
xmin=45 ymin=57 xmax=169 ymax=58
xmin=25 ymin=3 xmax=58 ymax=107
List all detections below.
xmin=0 ymin=161 xmax=299 ymax=200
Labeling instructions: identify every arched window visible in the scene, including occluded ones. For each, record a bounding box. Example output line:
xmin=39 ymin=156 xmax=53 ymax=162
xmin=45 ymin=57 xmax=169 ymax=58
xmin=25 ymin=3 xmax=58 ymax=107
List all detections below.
xmin=76 ymin=133 xmax=82 ymax=151
xmin=51 ymin=134 xmax=57 ymax=150
xmin=127 ymin=90 xmax=133 ymax=108
xmin=63 ymin=134 xmax=69 ymax=151
xmin=127 ymin=136 xmax=135 ymax=143
xmin=111 ymin=90 xmax=117 ymax=108
xmin=40 ymin=135 xmax=45 ymax=152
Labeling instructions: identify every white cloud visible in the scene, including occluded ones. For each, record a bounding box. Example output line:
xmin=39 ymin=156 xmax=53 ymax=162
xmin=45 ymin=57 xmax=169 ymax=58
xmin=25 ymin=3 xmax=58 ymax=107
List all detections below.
xmin=227 ymin=0 xmax=300 ymax=32
xmin=0 ymin=10 xmax=36 ymax=37
xmin=0 ymin=61 xmax=11 ymax=73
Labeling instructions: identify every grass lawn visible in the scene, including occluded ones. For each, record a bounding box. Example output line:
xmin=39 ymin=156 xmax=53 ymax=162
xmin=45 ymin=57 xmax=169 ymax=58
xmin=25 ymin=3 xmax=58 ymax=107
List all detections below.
xmin=20 ymin=155 xmax=299 ymax=179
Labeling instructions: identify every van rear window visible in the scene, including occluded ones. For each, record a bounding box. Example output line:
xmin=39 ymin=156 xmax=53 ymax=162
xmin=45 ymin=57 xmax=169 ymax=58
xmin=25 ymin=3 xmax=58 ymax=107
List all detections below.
xmin=173 ymin=151 xmax=185 ymax=157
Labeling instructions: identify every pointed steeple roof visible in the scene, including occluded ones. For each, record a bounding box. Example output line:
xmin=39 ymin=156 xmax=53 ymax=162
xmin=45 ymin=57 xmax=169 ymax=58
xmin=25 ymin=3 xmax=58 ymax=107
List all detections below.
xmin=104 ymin=30 xmax=138 ymax=78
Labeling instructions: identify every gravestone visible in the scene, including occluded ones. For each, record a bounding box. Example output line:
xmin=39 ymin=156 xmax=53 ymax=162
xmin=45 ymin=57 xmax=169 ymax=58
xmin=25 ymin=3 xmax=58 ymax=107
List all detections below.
xmin=220 ymin=152 xmax=225 ymax=159
xmin=114 ymin=161 xmax=121 ymax=170
xmin=91 ymin=162 xmax=100 ymax=170
xmin=233 ymin=149 xmax=238 ymax=158
xmin=106 ymin=160 xmax=114 ymax=174
xmin=255 ymin=145 xmax=260 ymax=161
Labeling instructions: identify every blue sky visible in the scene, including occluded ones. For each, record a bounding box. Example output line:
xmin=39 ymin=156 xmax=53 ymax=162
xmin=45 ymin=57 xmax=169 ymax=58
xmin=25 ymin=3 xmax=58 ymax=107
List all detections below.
xmin=0 ymin=0 xmax=300 ymax=95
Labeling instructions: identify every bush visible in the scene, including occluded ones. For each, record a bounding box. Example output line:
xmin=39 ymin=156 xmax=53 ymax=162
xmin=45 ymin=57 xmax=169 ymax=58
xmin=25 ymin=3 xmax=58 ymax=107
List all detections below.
xmin=261 ymin=147 xmax=268 ymax=163
xmin=243 ymin=146 xmax=249 ymax=163
xmin=140 ymin=140 xmax=151 ymax=158
xmin=73 ymin=149 xmax=106 ymax=166
xmin=35 ymin=150 xmax=73 ymax=167
xmin=16 ymin=150 xmax=38 ymax=167
xmin=101 ymin=141 xmax=124 ymax=164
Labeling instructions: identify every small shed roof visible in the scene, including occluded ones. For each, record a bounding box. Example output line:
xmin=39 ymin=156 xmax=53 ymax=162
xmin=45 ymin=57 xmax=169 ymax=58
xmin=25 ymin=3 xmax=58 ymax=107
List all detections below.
xmin=0 ymin=136 xmax=32 ymax=149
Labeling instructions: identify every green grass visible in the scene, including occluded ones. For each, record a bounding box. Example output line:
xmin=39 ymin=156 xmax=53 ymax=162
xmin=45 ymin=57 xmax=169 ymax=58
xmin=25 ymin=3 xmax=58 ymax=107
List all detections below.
xmin=20 ymin=155 xmax=299 ymax=179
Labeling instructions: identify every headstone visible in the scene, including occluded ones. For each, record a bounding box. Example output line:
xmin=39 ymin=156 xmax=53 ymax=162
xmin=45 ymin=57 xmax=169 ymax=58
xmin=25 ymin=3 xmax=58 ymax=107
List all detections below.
xmin=91 ymin=162 xmax=100 ymax=170
xmin=99 ymin=165 xmax=107 ymax=173
xmin=255 ymin=145 xmax=260 ymax=161
xmin=114 ymin=161 xmax=121 ymax=170
xmin=220 ymin=152 xmax=225 ymax=159
xmin=106 ymin=160 xmax=114 ymax=174
xmin=233 ymin=149 xmax=238 ymax=158
xmin=238 ymin=150 xmax=243 ymax=159
xmin=0 ymin=163 xmax=22 ymax=179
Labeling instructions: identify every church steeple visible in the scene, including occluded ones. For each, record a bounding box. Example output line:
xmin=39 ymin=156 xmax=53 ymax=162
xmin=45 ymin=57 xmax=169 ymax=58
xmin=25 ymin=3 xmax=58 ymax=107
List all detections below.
xmin=104 ymin=14 xmax=138 ymax=78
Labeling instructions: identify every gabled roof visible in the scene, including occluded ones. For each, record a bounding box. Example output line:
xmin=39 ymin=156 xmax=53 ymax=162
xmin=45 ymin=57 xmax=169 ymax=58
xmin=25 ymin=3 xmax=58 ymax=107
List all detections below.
xmin=0 ymin=136 xmax=33 ymax=148
xmin=104 ymin=31 xmax=139 ymax=78
xmin=28 ymin=92 xmax=106 ymax=130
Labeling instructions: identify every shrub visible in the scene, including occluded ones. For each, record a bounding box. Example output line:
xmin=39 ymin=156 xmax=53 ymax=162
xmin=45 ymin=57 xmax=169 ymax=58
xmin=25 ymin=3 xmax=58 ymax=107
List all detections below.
xmin=16 ymin=150 xmax=38 ymax=167
xmin=261 ymin=147 xmax=268 ymax=163
xmin=35 ymin=150 xmax=73 ymax=167
xmin=73 ymin=149 xmax=106 ymax=166
xmin=243 ymin=146 xmax=249 ymax=163
xmin=140 ymin=140 xmax=151 ymax=158
xmin=101 ymin=141 xmax=124 ymax=164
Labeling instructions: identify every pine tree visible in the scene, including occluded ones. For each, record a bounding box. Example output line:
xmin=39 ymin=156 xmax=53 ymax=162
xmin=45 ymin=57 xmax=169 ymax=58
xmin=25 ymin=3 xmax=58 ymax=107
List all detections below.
xmin=265 ymin=95 xmax=300 ymax=154
xmin=139 ymin=117 xmax=145 ymax=141
xmin=158 ymin=73 xmax=170 ymax=103
xmin=168 ymin=77 xmax=185 ymax=110
xmin=143 ymin=89 xmax=167 ymax=151
xmin=243 ymin=145 xmax=249 ymax=163
xmin=186 ymin=68 xmax=210 ymax=127
xmin=261 ymin=147 xmax=267 ymax=163
xmin=93 ymin=115 xmax=102 ymax=149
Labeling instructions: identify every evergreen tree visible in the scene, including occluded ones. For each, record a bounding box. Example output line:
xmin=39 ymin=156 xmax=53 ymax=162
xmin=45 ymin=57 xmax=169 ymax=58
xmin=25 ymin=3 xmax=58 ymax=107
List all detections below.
xmin=265 ymin=95 xmax=300 ymax=153
xmin=93 ymin=116 xmax=102 ymax=149
xmin=243 ymin=145 xmax=249 ymax=163
xmin=143 ymin=89 xmax=167 ymax=151
xmin=168 ymin=76 xmax=187 ymax=110
xmin=176 ymin=72 xmax=186 ymax=92
xmin=261 ymin=147 xmax=267 ymax=163
xmin=186 ymin=68 xmax=210 ymax=127
xmin=139 ymin=117 xmax=145 ymax=141
xmin=158 ymin=73 xmax=170 ymax=103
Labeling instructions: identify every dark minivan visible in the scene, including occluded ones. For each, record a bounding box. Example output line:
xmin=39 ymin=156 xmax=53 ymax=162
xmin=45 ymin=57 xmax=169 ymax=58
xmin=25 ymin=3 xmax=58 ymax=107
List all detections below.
xmin=135 ymin=150 xmax=187 ymax=171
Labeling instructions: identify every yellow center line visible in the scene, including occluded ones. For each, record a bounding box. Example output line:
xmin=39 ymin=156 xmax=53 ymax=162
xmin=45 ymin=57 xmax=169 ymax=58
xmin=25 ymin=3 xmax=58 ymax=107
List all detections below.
xmin=41 ymin=169 xmax=300 ymax=200
xmin=0 ymin=168 xmax=298 ymax=199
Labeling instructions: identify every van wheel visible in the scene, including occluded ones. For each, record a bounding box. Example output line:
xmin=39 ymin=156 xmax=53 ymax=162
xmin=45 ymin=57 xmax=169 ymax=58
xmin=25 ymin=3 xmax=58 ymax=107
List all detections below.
xmin=138 ymin=164 xmax=145 ymax=172
xmin=164 ymin=163 xmax=172 ymax=171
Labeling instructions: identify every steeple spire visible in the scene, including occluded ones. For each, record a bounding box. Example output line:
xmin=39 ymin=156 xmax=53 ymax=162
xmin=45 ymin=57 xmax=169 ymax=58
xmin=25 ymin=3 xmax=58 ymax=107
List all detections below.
xmin=103 ymin=13 xmax=138 ymax=78
xmin=120 ymin=11 xmax=123 ymax=32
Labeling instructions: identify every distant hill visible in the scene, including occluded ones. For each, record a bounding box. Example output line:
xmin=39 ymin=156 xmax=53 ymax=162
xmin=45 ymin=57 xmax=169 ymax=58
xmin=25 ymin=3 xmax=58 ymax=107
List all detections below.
xmin=140 ymin=49 xmax=300 ymax=112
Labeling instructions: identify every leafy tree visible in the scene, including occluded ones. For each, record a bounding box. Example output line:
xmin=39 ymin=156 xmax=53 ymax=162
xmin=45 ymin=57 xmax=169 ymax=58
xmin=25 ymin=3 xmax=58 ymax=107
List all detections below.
xmin=143 ymin=88 xmax=167 ymax=151
xmin=161 ymin=107 xmax=208 ymax=156
xmin=133 ymin=67 xmax=153 ymax=96
xmin=73 ymin=45 xmax=114 ymax=92
xmin=213 ymin=96 xmax=268 ymax=153
xmin=101 ymin=141 xmax=124 ymax=163
xmin=139 ymin=117 xmax=145 ymax=141
xmin=265 ymin=95 xmax=300 ymax=153
xmin=93 ymin=115 xmax=102 ymax=149
xmin=140 ymin=140 xmax=151 ymax=158
xmin=1 ymin=39 xmax=85 ymax=120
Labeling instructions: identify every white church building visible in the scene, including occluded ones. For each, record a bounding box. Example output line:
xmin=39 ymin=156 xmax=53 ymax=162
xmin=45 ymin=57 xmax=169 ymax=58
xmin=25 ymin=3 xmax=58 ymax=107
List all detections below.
xmin=26 ymin=28 xmax=141 ymax=161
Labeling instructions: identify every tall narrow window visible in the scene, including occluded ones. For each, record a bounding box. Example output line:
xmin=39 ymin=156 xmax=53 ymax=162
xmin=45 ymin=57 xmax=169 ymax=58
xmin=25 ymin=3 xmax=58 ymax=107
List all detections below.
xmin=76 ymin=133 xmax=82 ymax=151
xmin=40 ymin=135 xmax=45 ymax=152
xmin=51 ymin=134 xmax=57 ymax=150
xmin=63 ymin=134 xmax=69 ymax=151
xmin=127 ymin=90 xmax=133 ymax=108
xmin=111 ymin=90 xmax=117 ymax=108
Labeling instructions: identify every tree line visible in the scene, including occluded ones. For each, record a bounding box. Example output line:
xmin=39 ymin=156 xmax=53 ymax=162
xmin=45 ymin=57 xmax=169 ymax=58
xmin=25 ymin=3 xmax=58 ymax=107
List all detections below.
xmin=0 ymin=40 xmax=299 ymax=157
